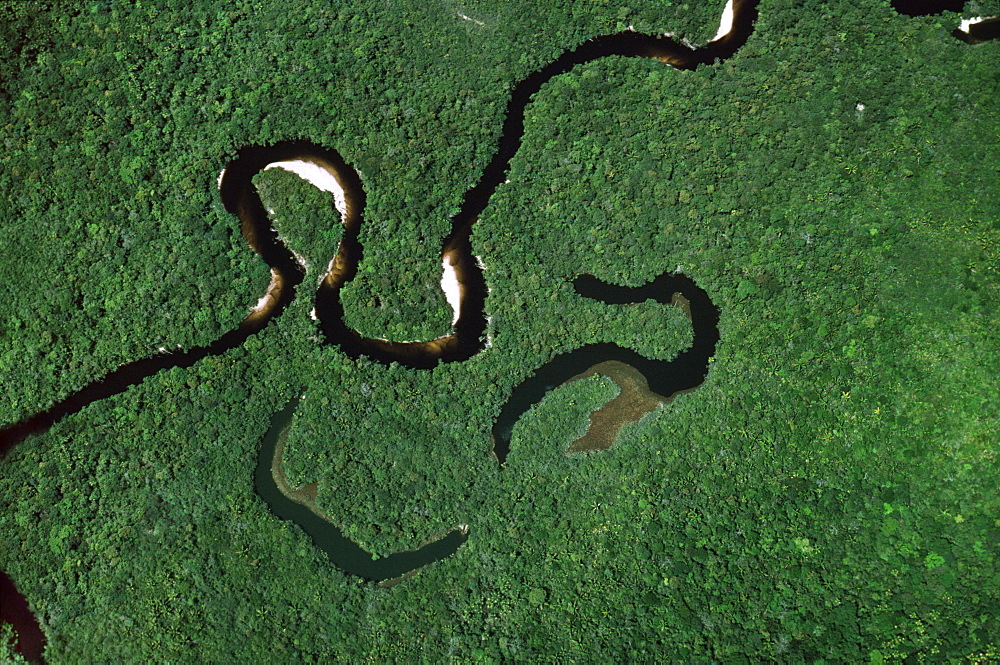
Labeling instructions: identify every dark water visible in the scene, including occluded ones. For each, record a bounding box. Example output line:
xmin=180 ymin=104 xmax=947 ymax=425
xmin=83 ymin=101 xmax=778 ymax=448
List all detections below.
xmin=3 ymin=0 xmax=989 ymax=648
xmin=491 ymin=273 xmax=719 ymax=465
xmin=953 ymin=16 xmax=1000 ymax=45
xmin=890 ymin=0 xmax=965 ymax=17
xmin=890 ymin=0 xmax=1000 ymax=44
xmin=0 ymin=0 xmax=770 ymax=649
xmin=255 ymin=399 xmax=467 ymax=581
xmin=0 ymin=571 xmax=44 ymax=662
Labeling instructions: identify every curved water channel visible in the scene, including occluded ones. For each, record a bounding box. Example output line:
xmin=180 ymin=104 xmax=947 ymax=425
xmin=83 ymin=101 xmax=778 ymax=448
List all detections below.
xmin=256 ymin=398 xmax=469 ymax=583
xmin=0 ymin=5 xmax=760 ymax=651
xmin=204 ymin=0 xmax=761 ymax=580
xmin=3 ymin=0 xmax=990 ymax=655
xmin=0 ymin=1 xmax=759 ymax=599
xmin=12 ymin=0 xmax=991 ymax=654
xmin=490 ymin=273 xmax=719 ymax=464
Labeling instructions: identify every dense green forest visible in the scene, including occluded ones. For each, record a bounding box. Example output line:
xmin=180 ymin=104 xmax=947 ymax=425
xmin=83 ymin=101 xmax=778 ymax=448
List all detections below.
xmin=2 ymin=0 xmax=998 ymax=661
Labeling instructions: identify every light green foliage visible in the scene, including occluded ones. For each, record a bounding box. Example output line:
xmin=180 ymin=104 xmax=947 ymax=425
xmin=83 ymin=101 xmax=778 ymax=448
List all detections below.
xmin=1 ymin=0 xmax=998 ymax=661
xmin=508 ymin=373 xmax=620 ymax=462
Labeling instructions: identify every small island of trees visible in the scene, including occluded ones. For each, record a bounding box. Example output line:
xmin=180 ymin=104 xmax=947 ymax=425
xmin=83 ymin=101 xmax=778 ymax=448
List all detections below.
xmin=1 ymin=0 xmax=998 ymax=661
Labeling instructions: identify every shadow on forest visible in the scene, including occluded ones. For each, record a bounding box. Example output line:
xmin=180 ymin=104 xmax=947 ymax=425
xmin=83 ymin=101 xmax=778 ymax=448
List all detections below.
xmin=2 ymin=0 xmax=990 ymax=657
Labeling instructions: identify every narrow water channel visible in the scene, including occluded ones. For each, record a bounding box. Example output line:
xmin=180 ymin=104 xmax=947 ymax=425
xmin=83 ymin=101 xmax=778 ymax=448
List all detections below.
xmin=0 ymin=1 xmax=766 ymax=644
xmin=5 ymin=0 xmax=986 ymax=653
xmin=0 ymin=571 xmax=44 ymax=662
xmin=255 ymin=399 xmax=468 ymax=582
xmin=491 ymin=273 xmax=720 ymax=466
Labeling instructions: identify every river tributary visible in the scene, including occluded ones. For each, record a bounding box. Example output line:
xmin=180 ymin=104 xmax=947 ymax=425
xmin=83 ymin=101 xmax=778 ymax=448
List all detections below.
xmin=0 ymin=0 xmax=766 ymax=650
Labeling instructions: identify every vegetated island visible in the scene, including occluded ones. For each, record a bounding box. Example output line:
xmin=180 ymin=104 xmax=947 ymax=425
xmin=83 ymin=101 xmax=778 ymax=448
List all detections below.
xmin=1 ymin=0 xmax=998 ymax=661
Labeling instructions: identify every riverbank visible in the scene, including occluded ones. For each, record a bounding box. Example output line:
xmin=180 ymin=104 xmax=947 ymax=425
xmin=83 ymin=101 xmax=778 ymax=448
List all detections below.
xmin=254 ymin=398 xmax=468 ymax=582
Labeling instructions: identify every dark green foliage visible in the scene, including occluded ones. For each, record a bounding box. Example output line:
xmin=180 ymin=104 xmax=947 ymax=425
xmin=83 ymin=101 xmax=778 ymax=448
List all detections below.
xmin=0 ymin=623 xmax=29 ymax=664
xmin=1 ymin=0 xmax=998 ymax=661
xmin=253 ymin=167 xmax=345 ymax=278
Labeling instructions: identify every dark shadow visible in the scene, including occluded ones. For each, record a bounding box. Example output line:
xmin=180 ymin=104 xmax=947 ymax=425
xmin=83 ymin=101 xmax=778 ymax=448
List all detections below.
xmin=890 ymin=0 xmax=965 ymax=16
xmin=953 ymin=16 xmax=1000 ymax=43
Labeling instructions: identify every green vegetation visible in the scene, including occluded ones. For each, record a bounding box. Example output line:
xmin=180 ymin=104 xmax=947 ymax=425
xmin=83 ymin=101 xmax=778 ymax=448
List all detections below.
xmin=1 ymin=624 xmax=29 ymax=664
xmin=2 ymin=0 xmax=998 ymax=661
xmin=253 ymin=167 xmax=345 ymax=283
xmin=508 ymin=372 xmax=621 ymax=458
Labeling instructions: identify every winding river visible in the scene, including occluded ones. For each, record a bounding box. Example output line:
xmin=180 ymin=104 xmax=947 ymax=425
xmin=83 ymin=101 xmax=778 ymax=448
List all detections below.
xmin=490 ymin=273 xmax=719 ymax=465
xmin=4 ymin=0 xmax=990 ymax=656
xmin=0 ymin=3 xmax=769 ymax=653
xmin=207 ymin=0 xmax=760 ymax=578
xmin=256 ymin=398 xmax=469 ymax=583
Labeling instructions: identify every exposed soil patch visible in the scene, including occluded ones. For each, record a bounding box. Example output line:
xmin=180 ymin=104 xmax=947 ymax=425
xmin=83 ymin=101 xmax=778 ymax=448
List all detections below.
xmin=565 ymin=361 xmax=664 ymax=453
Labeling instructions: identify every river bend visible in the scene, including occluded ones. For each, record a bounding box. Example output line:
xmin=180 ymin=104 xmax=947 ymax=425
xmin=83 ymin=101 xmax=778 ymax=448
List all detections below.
xmin=0 ymin=1 xmax=767 ymax=648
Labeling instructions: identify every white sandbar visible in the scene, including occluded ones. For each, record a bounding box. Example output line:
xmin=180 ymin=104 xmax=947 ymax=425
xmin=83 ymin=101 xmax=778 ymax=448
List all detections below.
xmin=441 ymin=256 xmax=461 ymax=325
xmin=712 ymin=0 xmax=735 ymax=42
xmin=251 ymin=269 xmax=280 ymax=314
xmin=958 ymin=16 xmax=995 ymax=32
xmin=264 ymin=160 xmax=349 ymax=220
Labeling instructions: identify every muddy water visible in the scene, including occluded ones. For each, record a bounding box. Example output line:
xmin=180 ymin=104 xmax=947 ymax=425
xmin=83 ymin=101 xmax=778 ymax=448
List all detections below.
xmin=490 ymin=273 xmax=719 ymax=465
xmin=0 ymin=0 xmax=767 ymax=645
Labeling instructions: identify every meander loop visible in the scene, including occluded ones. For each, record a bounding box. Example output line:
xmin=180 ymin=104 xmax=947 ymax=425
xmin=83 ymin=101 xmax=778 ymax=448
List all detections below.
xmin=0 ymin=1 xmax=759 ymax=596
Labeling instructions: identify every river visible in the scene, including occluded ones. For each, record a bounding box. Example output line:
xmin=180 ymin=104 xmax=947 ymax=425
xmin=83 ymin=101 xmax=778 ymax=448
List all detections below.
xmin=0 ymin=0 xmax=755 ymax=656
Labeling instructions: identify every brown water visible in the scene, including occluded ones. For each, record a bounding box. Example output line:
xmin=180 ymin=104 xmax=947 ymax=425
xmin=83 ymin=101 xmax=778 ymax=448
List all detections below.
xmin=489 ymin=273 xmax=719 ymax=466
xmin=0 ymin=0 xmax=763 ymax=650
